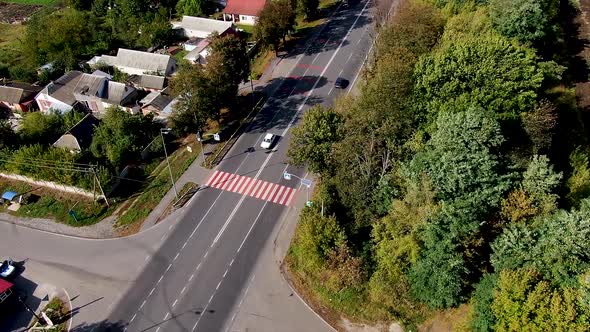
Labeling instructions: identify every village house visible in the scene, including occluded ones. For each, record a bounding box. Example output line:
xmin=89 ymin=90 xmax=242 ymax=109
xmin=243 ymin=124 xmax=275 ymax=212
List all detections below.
xmin=223 ymin=0 xmax=267 ymax=25
xmin=139 ymin=89 xmax=176 ymax=121
xmin=87 ymin=48 xmax=177 ymax=77
xmin=0 ymin=82 xmax=41 ymax=112
xmin=172 ymin=16 xmax=235 ymax=39
xmin=35 ymin=71 xmax=139 ymax=115
xmin=53 ymin=113 xmax=100 ymax=154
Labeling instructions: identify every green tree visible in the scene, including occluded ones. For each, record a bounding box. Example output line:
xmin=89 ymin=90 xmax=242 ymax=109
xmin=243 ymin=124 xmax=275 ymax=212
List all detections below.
xmin=19 ymin=111 xmax=65 ymax=144
xmin=489 ymin=0 xmax=558 ymax=48
xmin=0 ymin=121 xmax=17 ymax=149
xmin=492 ymin=268 xmax=589 ymax=332
xmin=254 ymin=0 xmax=296 ymax=53
xmin=522 ymin=155 xmax=562 ymax=211
xmin=297 ymin=0 xmax=319 ymax=20
xmin=470 ymin=274 xmax=499 ymax=332
xmin=492 ymin=201 xmax=590 ymax=287
xmin=169 ymin=63 xmax=220 ymax=135
xmin=288 ymin=106 xmax=343 ymax=175
xmin=208 ymin=33 xmax=249 ymax=85
xmin=408 ymin=237 xmax=467 ymax=309
xmin=176 ymin=0 xmax=206 ymax=17
xmin=90 ymin=108 xmax=158 ymax=168
xmin=24 ymin=9 xmax=100 ymax=68
xmin=522 ymin=100 xmax=557 ymax=154
xmin=409 ymin=109 xmax=509 ymax=216
xmin=369 ymin=176 xmax=438 ymax=314
xmin=566 ymin=148 xmax=590 ymax=206
xmin=137 ymin=9 xmax=173 ymax=48
xmin=376 ymin=0 xmax=444 ymax=58
xmin=414 ymin=34 xmax=551 ymax=120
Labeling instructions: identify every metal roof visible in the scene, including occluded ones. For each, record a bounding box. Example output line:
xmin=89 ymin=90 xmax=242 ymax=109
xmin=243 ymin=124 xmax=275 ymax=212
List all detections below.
xmin=1 ymin=191 xmax=18 ymax=201
xmin=224 ymin=0 xmax=267 ymax=16
xmin=0 ymin=278 xmax=13 ymax=294
xmin=178 ymin=16 xmax=233 ymax=35
xmin=115 ymin=49 xmax=173 ymax=74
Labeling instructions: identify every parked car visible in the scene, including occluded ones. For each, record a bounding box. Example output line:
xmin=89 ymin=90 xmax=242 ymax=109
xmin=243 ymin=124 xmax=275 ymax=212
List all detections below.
xmin=0 ymin=258 xmax=16 ymax=279
xmin=260 ymin=133 xmax=275 ymax=149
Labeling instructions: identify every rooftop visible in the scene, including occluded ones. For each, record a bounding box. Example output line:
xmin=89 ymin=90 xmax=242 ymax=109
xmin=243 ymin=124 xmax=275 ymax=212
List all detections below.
xmin=175 ymin=16 xmax=233 ymax=35
xmin=224 ymin=0 xmax=267 ymax=16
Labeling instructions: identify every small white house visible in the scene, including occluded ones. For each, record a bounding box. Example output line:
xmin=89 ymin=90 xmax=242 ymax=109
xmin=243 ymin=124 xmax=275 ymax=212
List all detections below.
xmin=87 ymin=49 xmax=176 ymax=76
xmin=223 ymin=0 xmax=267 ymax=26
xmin=172 ymin=16 xmax=234 ymax=39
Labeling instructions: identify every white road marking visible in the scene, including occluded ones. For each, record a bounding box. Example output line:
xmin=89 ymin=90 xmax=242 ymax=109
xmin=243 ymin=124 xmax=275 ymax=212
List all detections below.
xmin=140 ymin=300 xmax=146 ymax=309
xmin=182 ymin=241 xmax=188 ymax=249
xmin=172 ymin=299 xmax=178 ymax=307
xmin=216 ymin=280 xmax=222 ymax=290
xmin=189 ymin=274 xmax=195 ymax=281
xmin=164 ymin=312 xmax=170 ymax=320
xmin=130 ymin=314 xmax=136 ymax=323
xmin=181 ymin=286 xmax=187 ymax=294
xmin=157 ymin=275 xmax=164 ymax=284
xmin=174 ymin=253 xmax=180 ymax=261
xmin=166 ymin=263 xmax=172 ymax=272
xmin=149 ymin=288 xmax=155 ymax=296
xmin=144 ymin=255 xmax=149 ymax=261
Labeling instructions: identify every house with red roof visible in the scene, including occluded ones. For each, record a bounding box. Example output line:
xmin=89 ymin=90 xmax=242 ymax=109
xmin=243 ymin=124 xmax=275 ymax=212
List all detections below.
xmin=223 ymin=0 xmax=267 ymax=25
xmin=0 ymin=278 xmax=13 ymax=304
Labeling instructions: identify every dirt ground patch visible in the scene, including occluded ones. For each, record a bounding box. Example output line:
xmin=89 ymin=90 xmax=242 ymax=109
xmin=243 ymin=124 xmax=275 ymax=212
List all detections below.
xmin=0 ymin=1 xmax=42 ymax=23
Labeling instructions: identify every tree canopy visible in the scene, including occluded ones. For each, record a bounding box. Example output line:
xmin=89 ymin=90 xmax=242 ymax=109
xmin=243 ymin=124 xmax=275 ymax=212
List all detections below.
xmin=254 ymin=0 xmax=296 ymax=53
xmin=414 ymin=34 xmax=551 ymax=119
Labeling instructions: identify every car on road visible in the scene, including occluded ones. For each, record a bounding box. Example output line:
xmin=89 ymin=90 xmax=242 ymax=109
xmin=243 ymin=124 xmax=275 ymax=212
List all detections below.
xmin=0 ymin=259 xmax=15 ymax=279
xmin=260 ymin=133 xmax=275 ymax=149
xmin=334 ymin=77 xmax=348 ymax=89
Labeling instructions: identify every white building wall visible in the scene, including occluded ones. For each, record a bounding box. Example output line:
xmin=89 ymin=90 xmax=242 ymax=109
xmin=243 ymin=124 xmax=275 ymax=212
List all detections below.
xmin=238 ymin=15 xmax=257 ymax=25
xmin=35 ymin=94 xmax=73 ymax=114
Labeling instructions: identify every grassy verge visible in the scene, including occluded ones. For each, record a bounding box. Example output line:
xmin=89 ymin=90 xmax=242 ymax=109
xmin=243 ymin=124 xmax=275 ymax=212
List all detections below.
xmin=116 ymin=137 xmax=199 ymax=226
xmin=0 ymin=178 xmax=113 ymax=226
xmin=1 ymin=0 xmax=57 ymax=5
xmin=173 ymin=49 xmax=189 ymax=62
xmin=251 ymin=49 xmax=274 ymax=80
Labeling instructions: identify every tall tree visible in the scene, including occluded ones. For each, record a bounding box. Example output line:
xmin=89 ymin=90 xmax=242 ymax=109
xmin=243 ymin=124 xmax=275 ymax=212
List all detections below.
xmin=522 ymin=100 xmax=558 ymax=154
xmin=288 ymin=106 xmax=343 ymax=175
xmin=169 ymin=63 xmax=220 ymax=135
xmin=90 ymin=108 xmax=158 ymax=168
xmin=175 ymin=0 xmax=206 ymax=17
xmin=254 ymin=0 xmax=296 ymax=53
xmin=414 ymin=34 xmax=553 ymax=120
xmin=297 ymin=0 xmax=319 ymax=21
xmin=207 ymin=33 xmax=250 ymax=87
xmin=489 ymin=0 xmax=559 ymax=48
xmin=491 ymin=268 xmax=589 ymax=332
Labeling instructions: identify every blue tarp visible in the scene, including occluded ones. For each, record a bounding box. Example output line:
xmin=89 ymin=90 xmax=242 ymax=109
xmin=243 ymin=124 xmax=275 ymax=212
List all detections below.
xmin=1 ymin=191 xmax=18 ymax=201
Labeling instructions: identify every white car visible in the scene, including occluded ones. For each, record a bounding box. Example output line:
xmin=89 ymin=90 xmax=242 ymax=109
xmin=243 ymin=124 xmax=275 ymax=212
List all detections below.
xmin=260 ymin=133 xmax=275 ymax=149
xmin=0 ymin=259 xmax=15 ymax=279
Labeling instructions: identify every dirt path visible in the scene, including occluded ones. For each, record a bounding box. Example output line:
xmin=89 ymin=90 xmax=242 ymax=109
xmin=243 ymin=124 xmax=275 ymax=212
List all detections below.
xmin=0 ymin=2 xmax=43 ymax=24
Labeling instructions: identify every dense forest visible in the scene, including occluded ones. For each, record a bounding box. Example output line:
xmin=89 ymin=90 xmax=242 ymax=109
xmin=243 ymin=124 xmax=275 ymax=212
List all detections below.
xmin=287 ymin=0 xmax=590 ymax=330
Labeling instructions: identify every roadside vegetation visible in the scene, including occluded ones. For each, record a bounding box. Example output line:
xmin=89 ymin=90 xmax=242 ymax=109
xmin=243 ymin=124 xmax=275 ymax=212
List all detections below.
xmin=287 ymin=0 xmax=590 ymax=329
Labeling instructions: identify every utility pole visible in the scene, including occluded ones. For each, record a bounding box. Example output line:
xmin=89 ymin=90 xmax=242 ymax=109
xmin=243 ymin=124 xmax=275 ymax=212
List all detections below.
xmin=92 ymin=167 xmax=108 ymax=207
xmin=161 ymin=128 xmax=179 ymax=200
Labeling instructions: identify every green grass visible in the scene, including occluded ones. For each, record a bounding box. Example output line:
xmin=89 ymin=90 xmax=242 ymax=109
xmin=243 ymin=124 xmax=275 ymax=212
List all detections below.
xmin=173 ymin=49 xmax=189 ymax=62
xmin=0 ymin=179 xmax=114 ymax=227
xmin=236 ymin=24 xmax=254 ymax=40
xmin=117 ymin=139 xmax=200 ymax=226
xmin=2 ymin=0 xmax=58 ymax=5
xmin=0 ymin=24 xmax=25 ymax=48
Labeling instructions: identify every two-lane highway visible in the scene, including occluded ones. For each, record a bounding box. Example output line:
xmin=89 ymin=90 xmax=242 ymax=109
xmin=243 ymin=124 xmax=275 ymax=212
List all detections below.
xmin=108 ymin=2 xmax=374 ymax=331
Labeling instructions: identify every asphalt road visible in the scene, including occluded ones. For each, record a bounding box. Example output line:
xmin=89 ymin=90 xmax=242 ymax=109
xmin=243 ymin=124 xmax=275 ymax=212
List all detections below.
xmin=108 ymin=2 xmax=375 ymax=331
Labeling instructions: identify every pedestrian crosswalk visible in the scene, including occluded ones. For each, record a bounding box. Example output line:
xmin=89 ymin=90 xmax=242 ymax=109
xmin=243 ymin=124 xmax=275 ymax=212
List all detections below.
xmin=205 ymin=170 xmax=297 ymax=206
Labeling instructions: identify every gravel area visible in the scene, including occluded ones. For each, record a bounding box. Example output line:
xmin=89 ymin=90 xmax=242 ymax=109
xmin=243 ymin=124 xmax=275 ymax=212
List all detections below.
xmin=0 ymin=212 xmax=117 ymax=239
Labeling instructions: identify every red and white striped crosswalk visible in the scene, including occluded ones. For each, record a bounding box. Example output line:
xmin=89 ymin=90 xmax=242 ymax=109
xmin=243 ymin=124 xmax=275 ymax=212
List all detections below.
xmin=205 ymin=170 xmax=297 ymax=206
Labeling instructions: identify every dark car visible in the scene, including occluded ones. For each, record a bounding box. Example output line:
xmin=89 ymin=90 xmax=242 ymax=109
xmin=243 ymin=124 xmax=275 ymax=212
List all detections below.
xmin=334 ymin=77 xmax=349 ymax=89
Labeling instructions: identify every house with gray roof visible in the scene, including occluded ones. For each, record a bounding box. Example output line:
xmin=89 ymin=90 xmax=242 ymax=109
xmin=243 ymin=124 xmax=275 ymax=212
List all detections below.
xmin=128 ymin=74 xmax=166 ymax=91
xmin=53 ymin=113 xmax=100 ymax=153
xmin=140 ymin=89 xmax=175 ymax=120
xmin=87 ymin=48 xmax=176 ymax=76
xmin=172 ymin=16 xmax=234 ymax=39
xmin=36 ymin=71 xmax=140 ymax=115
xmin=0 ymin=82 xmax=41 ymax=112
